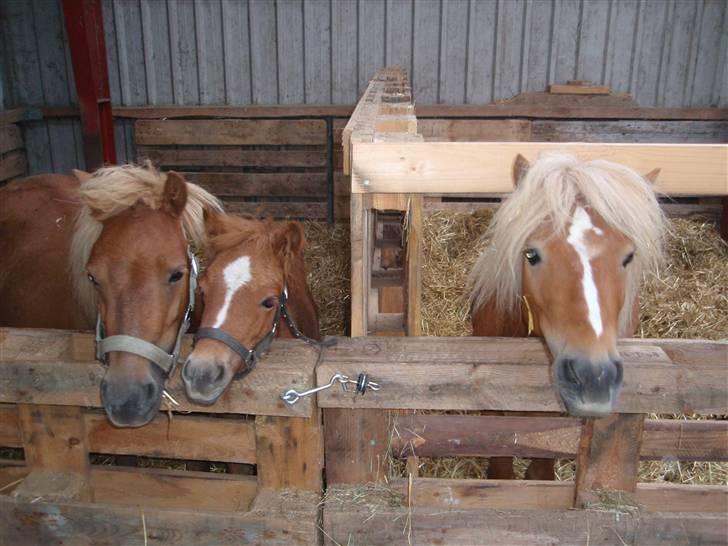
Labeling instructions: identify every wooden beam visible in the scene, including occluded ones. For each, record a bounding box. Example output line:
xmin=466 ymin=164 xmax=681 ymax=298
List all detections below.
xmin=390 ymin=414 xmax=728 ymax=462
xmin=181 ymin=172 xmax=328 ymax=198
xmin=574 ymin=414 xmax=645 ymax=507
xmin=85 ymin=412 xmax=256 ymax=464
xmin=0 ymin=124 xmax=23 ymax=154
xmin=351 ymin=142 xmax=728 ymax=196
xmin=0 ymin=328 xmax=319 ymax=418
xmin=0 ymin=109 xmax=26 ymax=125
xmin=418 ymin=119 xmax=532 ymax=142
xmin=323 ymin=491 xmax=728 ymax=546
xmin=91 ymin=466 xmax=257 ymax=512
xmin=137 ymin=147 xmax=327 ymax=168
xmin=405 ymin=195 xmax=423 ymax=336
xmin=389 ymin=478 xmax=728 ymax=513
xmin=316 ymin=337 xmax=728 ymax=414
xmin=0 ymin=489 xmax=320 ymax=545
xmin=0 ymin=150 xmax=26 ymax=182
xmin=135 ymin=119 xmax=327 ymax=146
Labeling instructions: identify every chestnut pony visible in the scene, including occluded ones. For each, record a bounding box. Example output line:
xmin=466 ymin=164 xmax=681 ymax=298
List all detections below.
xmin=0 ymin=165 xmax=221 ymax=426
xmin=182 ymin=213 xmax=320 ymax=405
xmin=469 ymin=153 xmax=666 ymax=479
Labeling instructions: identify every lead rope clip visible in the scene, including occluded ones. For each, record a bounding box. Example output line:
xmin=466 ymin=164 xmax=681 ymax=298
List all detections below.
xmin=280 ymin=373 xmax=381 ymax=405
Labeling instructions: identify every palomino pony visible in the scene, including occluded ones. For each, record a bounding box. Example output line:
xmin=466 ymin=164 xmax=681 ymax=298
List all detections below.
xmin=469 ymin=153 xmax=666 ymax=479
xmin=0 ymin=165 xmax=221 ymax=426
xmin=182 ymin=213 xmax=320 ymax=405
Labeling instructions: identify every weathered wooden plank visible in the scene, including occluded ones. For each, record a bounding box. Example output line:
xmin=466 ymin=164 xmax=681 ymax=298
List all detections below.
xmin=532 ymin=120 xmax=728 ymax=143
xmin=193 ymin=0 xmax=225 ymax=105
xmin=357 ymin=0 xmax=385 ymax=96
xmin=18 ymin=405 xmax=90 ymax=500
xmin=223 ymin=201 xmax=327 ymax=220
xmin=405 ymin=195 xmax=423 ymax=336
xmin=418 ymin=119 xmax=532 ymax=142
xmin=351 ymin=142 xmax=728 ymax=196
xmin=0 ymin=109 xmax=25 ymax=125
xmin=85 ymin=412 xmax=256 ymax=464
xmin=0 ymin=150 xmax=26 ymax=182
xmin=316 ymin=337 xmax=728 ymax=414
xmin=389 ymin=478 xmax=728 ymax=514
xmin=135 ymin=119 xmax=327 ymax=145
xmin=412 ymin=0 xmax=441 ymax=103
xmin=391 ymin=414 xmax=728 ymax=462
xmin=0 ymin=329 xmax=318 ymax=418
xmin=439 ymin=0 xmax=469 ymax=104
xmin=324 ymin=495 xmax=728 ymax=546
xmin=137 ymin=147 xmax=327 ymax=168
xmin=574 ymin=414 xmax=645 ymax=507
xmin=0 ymin=124 xmax=23 ymax=154
xmin=0 ymin=489 xmax=320 ymax=545
xmin=255 ymin=413 xmax=323 ymax=491
xmin=0 ymin=404 xmax=19 ymax=447
xmin=91 ymin=466 xmax=257 ymax=512
xmin=414 ymin=102 xmax=728 ymax=120
xmin=182 ymin=172 xmax=327 ymax=197
xmin=331 ymin=0 xmax=358 ymax=105
xmin=276 ymin=0 xmax=304 ymax=104
xmin=392 ymin=414 xmax=581 ymax=459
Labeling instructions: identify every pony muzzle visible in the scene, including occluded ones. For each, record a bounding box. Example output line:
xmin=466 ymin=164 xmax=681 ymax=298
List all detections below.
xmin=554 ymin=355 xmax=624 ymax=417
xmin=181 ymin=356 xmax=235 ymax=405
xmin=100 ymin=365 xmax=164 ymax=427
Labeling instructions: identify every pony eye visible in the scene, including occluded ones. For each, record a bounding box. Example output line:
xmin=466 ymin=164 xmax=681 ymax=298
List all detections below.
xmin=524 ymin=248 xmax=541 ymax=266
xmin=169 ymin=270 xmax=184 ymax=284
xmin=261 ymin=297 xmax=277 ymax=309
xmin=622 ymin=252 xmax=635 ymax=267
xmin=87 ymin=273 xmax=98 ymax=285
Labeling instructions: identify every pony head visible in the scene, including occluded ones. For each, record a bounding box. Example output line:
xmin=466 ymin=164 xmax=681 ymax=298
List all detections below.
xmin=182 ymin=213 xmax=307 ymax=405
xmin=470 ymin=153 xmax=666 ymax=416
xmin=71 ymin=164 xmax=221 ymax=427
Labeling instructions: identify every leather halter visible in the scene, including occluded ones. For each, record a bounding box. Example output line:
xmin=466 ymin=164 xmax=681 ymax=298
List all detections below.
xmin=95 ymin=249 xmax=199 ymax=377
xmin=193 ymin=286 xmax=331 ymax=380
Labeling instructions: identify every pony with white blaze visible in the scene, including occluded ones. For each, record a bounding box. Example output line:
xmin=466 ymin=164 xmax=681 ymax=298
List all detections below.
xmin=470 ymin=152 xmax=667 ymax=479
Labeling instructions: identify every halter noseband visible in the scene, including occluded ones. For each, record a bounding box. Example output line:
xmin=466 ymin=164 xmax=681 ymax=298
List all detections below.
xmin=193 ymin=286 xmax=330 ymax=380
xmin=95 ymin=248 xmax=199 ymax=377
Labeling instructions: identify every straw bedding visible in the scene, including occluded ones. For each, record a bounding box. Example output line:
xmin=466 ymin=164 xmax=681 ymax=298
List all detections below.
xmin=303 ymin=212 xmax=727 ymax=486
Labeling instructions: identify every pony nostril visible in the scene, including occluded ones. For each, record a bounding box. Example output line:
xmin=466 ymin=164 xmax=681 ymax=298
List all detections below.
xmin=214 ymin=365 xmax=225 ymax=383
xmin=562 ymin=359 xmax=580 ymax=385
xmin=182 ymin=360 xmax=194 ymax=382
xmin=146 ymin=382 xmax=156 ymax=399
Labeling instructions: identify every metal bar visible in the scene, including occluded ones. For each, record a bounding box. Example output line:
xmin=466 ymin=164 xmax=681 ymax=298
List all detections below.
xmin=62 ymin=0 xmax=117 ymax=169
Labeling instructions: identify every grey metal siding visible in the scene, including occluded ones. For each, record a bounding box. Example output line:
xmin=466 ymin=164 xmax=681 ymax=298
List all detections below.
xmin=1 ymin=0 xmax=726 ymax=173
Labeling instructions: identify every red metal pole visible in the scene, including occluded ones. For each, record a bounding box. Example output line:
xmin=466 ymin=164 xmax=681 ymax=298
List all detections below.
xmin=62 ymin=0 xmax=116 ymax=169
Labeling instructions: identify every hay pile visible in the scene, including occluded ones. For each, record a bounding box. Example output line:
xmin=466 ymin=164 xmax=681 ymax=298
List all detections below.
xmin=396 ymin=211 xmax=727 ymax=485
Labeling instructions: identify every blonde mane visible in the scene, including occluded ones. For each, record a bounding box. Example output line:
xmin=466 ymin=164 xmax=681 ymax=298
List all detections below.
xmin=69 ymin=163 xmax=223 ymax=322
xmin=469 ymin=153 xmax=667 ymax=334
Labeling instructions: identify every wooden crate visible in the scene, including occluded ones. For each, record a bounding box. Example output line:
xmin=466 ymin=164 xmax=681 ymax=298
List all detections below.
xmin=0 ymin=327 xmax=323 ymax=545
xmin=0 ymin=109 xmax=27 ymax=184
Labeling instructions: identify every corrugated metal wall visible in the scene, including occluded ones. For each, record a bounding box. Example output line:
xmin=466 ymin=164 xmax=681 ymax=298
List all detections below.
xmin=1 ymin=0 xmax=726 ymax=173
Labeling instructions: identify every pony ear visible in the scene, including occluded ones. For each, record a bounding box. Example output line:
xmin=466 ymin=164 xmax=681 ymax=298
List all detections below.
xmin=271 ymin=222 xmax=305 ymax=259
xmin=643 ymin=168 xmax=661 ymax=184
xmin=512 ymin=154 xmax=531 ymax=187
xmin=72 ymin=169 xmax=92 ymax=183
xmin=203 ymin=208 xmax=229 ymax=239
xmin=162 ymin=171 xmax=188 ymax=217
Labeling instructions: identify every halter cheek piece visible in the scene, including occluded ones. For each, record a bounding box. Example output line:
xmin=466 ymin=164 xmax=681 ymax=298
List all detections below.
xmin=193 ymin=286 xmax=333 ymax=380
xmin=95 ymin=249 xmax=199 ymax=378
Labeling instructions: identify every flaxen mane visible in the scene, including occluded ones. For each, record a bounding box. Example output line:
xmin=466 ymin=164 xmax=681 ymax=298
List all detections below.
xmin=469 ymin=153 xmax=667 ymax=334
xmin=69 ymin=163 xmax=223 ymax=321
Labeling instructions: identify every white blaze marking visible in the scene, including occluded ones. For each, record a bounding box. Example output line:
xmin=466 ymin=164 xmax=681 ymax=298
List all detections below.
xmin=213 ymin=256 xmax=252 ymax=328
xmin=566 ymin=207 xmax=603 ymax=337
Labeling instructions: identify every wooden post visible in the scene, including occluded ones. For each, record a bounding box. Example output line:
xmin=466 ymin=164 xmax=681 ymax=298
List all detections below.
xmin=17 ymin=404 xmax=91 ymax=501
xmin=574 ymin=413 xmax=645 ymax=508
xmin=405 ymin=194 xmax=423 ymax=336
xmin=255 ymin=413 xmax=323 ymax=492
